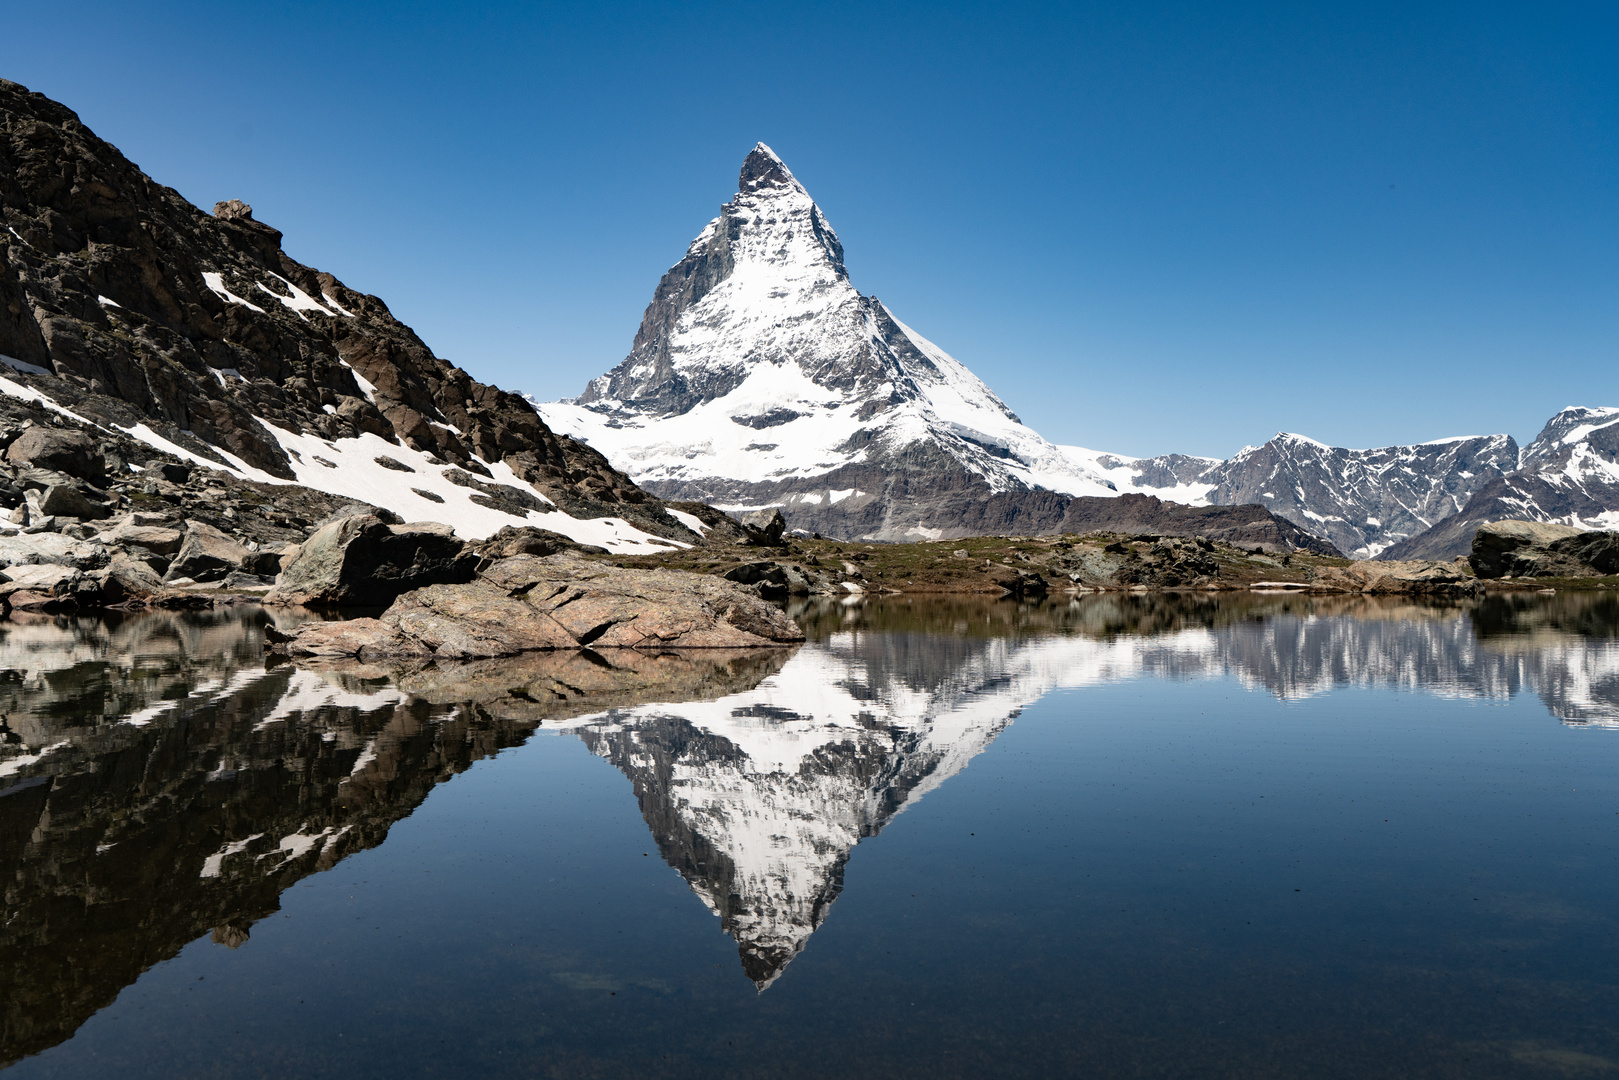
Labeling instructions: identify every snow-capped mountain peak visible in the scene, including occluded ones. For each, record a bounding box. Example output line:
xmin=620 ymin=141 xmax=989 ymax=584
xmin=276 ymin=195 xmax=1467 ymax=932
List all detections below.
xmin=1522 ymin=406 xmax=1619 ymax=468
xmin=541 ymin=143 xmax=1118 ymax=540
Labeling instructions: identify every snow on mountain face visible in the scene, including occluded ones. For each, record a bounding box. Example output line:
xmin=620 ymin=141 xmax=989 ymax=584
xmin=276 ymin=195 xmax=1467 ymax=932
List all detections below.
xmin=1194 ymin=431 xmax=1521 ymax=559
xmin=539 ymin=144 xmax=1119 ymax=542
xmin=1061 ymin=432 xmax=1522 ymax=559
xmin=1382 ymin=406 xmax=1619 ymax=560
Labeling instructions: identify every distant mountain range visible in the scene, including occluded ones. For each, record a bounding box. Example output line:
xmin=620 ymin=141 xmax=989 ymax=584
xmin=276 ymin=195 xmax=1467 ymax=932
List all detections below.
xmin=540 ymin=144 xmax=1619 ymax=558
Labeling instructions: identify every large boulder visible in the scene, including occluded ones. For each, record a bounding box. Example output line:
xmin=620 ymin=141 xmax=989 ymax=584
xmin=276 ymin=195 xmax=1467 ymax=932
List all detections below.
xmin=722 ymin=560 xmax=811 ymax=598
xmin=37 ymin=483 xmax=114 ymax=520
xmin=738 ymin=508 xmax=787 ymax=546
xmin=1309 ymin=559 xmax=1482 ymax=597
xmin=1470 ymin=520 xmax=1618 ymax=578
xmin=165 ymin=520 xmax=250 ymax=583
xmin=92 ymin=550 xmax=168 ymax=604
xmin=4 ymin=427 xmax=105 ymax=482
xmin=474 ymin=524 xmax=607 ymax=559
xmin=268 ymin=552 xmax=805 ymax=660
xmin=0 ymin=531 xmax=107 ymax=569
xmin=264 ymin=513 xmax=479 ymax=607
xmin=96 ymin=520 xmax=184 ymax=556
xmin=0 ymin=563 xmax=82 ymax=610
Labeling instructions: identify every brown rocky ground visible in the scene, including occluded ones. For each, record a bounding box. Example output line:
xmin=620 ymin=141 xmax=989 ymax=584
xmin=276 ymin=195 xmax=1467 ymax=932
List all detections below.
xmin=607 ymin=531 xmax=1358 ymax=595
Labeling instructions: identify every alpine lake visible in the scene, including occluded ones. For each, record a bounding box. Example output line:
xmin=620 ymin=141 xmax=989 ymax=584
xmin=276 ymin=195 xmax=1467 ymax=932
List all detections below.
xmin=2 ymin=589 xmax=1618 ymax=1079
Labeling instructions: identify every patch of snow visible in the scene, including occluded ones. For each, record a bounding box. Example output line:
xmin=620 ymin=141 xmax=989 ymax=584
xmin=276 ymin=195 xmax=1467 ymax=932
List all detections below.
xmin=200 ymin=834 xmax=264 ymax=878
xmin=0 ymin=739 xmax=69 ymax=778
xmin=0 ymin=354 xmax=52 ymax=378
xmin=257 ymin=272 xmax=339 ymax=320
xmin=202 ymin=271 xmax=267 ymax=314
xmin=321 ymin=292 xmax=356 ymax=317
xmin=253 ymin=669 xmax=408 ymax=731
xmin=666 ymin=508 xmax=710 ymax=534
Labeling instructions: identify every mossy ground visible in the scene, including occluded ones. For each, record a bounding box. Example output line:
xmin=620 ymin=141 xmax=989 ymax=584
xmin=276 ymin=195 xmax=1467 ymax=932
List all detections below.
xmin=606 ymin=532 xmax=1358 ymax=594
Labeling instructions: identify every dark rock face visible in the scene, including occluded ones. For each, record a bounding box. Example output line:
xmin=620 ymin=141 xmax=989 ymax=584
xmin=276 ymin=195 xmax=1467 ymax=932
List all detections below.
xmin=265 ymin=514 xmax=480 ymax=607
xmin=1469 ymin=519 xmax=1619 ymax=579
xmin=3 ymin=427 xmax=103 ymax=481
xmin=0 ymin=79 xmax=701 ymax=546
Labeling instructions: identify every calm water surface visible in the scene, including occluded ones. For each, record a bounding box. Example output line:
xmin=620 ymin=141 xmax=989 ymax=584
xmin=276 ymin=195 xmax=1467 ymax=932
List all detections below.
xmin=2 ymin=592 xmax=1618 ymax=1078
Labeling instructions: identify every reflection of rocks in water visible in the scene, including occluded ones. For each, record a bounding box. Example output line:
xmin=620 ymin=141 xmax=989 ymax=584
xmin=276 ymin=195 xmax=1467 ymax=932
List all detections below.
xmin=800 ymin=591 xmax=1619 ymax=724
xmin=0 ymin=615 xmax=793 ymax=1067
xmin=376 ymin=647 xmax=797 ymax=725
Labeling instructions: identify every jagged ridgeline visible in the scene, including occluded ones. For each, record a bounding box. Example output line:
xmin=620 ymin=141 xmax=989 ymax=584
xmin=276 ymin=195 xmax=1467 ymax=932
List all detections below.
xmin=0 ymin=79 xmax=731 ymax=550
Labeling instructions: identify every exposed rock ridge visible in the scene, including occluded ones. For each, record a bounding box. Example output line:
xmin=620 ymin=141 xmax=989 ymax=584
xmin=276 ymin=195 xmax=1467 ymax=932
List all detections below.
xmin=1383 ymin=407 xmax=1619 ymax=560
xmin=0 ymin=79 xmax=708 ymax=548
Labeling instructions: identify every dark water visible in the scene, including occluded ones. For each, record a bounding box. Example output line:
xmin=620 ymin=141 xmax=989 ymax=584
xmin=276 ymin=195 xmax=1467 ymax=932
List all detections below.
xmin=2 ymin=592 xmax=1618 ymax=1078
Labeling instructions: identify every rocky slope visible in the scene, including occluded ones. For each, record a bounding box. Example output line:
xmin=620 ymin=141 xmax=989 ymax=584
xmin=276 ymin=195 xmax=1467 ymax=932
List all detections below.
xmin=1065 ymin=431 xmax=1524 ymax=559
xmin=0 ymin=78 xmax=715 ymax=553
xmin=1381 ymin=407 xmax=1619 ymax=560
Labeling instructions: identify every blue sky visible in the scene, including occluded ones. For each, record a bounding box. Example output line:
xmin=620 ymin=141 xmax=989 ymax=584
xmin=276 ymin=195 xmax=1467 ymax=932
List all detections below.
xmin=3 ymin=1 xmax=1614 ymax=458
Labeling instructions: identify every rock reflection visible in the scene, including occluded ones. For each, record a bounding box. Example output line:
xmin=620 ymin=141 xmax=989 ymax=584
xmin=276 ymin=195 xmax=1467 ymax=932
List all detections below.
xmin=0 ymin=612 xmax=793 ymax=1067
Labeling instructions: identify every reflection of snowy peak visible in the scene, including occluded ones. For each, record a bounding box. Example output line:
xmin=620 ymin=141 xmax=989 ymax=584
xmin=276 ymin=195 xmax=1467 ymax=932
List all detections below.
xmin=565 ymin=604 xmax=1619 ymax=987
xmin=567 ymin=631 xmax=1093 ymax=987
xmin=540 ymin=144 xmax=1118 ymax=542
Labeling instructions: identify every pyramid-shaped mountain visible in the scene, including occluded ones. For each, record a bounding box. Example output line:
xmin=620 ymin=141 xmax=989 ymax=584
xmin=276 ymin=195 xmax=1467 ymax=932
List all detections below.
xmin=540 ymin=144 xmax=1139 ymax=542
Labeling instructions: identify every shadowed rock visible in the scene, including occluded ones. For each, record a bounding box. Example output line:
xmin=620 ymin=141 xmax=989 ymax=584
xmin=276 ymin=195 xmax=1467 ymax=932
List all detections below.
xmin=265 ymin=513 xmax=479 ymax=607
xmin=1470 ymin=520 xmax=1619 ymax=579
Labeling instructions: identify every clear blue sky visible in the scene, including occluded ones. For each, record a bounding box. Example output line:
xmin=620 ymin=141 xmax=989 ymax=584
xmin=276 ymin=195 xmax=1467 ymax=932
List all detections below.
xmin=3 ymin=1 xmax=1614 ymax=458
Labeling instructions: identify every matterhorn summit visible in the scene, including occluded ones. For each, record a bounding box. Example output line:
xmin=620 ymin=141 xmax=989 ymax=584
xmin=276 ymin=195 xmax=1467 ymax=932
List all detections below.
xmin=540 ymin=143 xmax=1120 ymax=541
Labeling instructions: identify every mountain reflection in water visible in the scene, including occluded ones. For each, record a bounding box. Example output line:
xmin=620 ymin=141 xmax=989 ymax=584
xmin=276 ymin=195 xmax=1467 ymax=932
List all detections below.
xmin=0 ymin=591 xmax=1615 ymax=1066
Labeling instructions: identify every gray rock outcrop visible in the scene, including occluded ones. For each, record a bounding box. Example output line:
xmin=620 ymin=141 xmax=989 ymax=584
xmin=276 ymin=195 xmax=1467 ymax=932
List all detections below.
xmin=165 ymin=520 xmax=251 ymax=583
xmin=1469 ymin=520 xmax=1619 ymax=579
xmin=264 ymin=513 xmax=479 ymax=607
